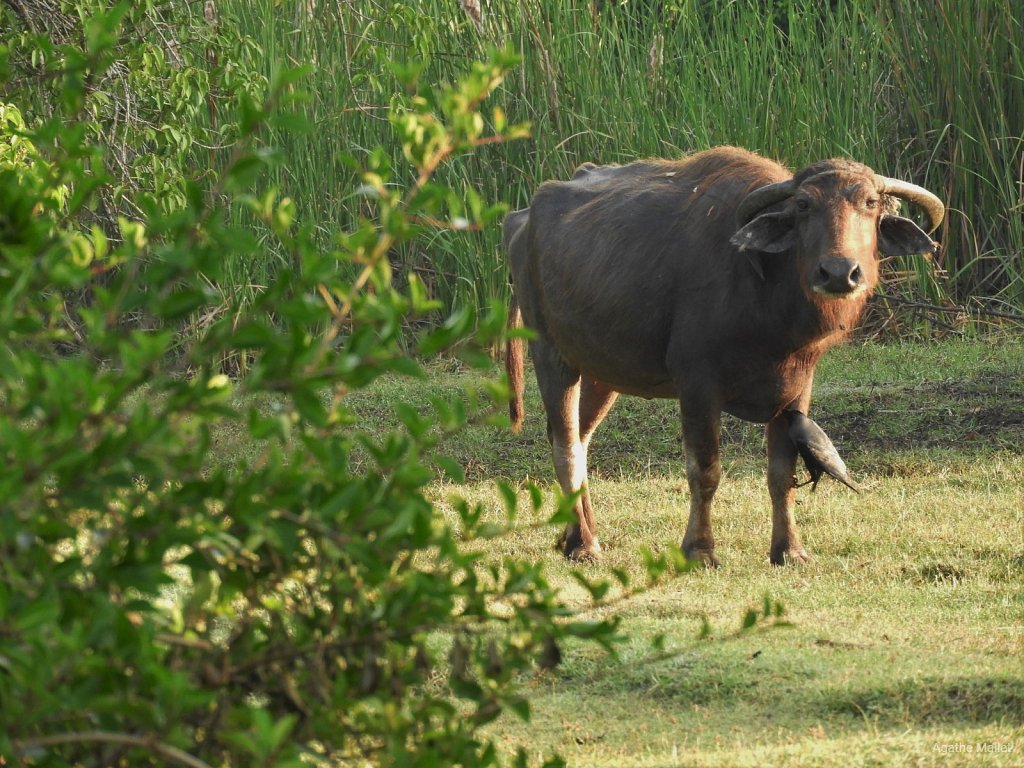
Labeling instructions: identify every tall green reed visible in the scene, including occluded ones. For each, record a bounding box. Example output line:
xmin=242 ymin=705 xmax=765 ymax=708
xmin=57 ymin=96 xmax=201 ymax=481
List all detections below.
xmin=220 ymin=0 xmax=1024 ymax=326
xmin=880 ymin=1 xmax=1024 ymax=306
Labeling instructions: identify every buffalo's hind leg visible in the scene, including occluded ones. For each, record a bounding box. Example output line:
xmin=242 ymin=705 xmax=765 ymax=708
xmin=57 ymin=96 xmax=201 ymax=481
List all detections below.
xmin=556 ymin=377 xmax=619 ymax=559
xmin=559 ymin=377 xmax=620 ymax=555
xmin=533 ymin=346 xmax=612 ymax=561
xmin=579 ymin=376 xmax=619 ymax=446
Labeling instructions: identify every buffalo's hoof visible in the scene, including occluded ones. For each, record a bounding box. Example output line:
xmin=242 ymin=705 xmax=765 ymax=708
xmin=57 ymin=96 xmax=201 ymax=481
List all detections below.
xmin=565 ymin=546 xmax=601 ymax=563
xmin=558 ymin=529 xmax=600 ymax=563
xmin=683 ymin=547 xmax=720 ymax=569
xmin=770 ymin=546 xmax=810 ymax=566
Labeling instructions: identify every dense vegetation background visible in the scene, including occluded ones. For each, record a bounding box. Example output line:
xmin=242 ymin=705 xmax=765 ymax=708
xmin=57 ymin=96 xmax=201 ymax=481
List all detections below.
xmin=227 ymin=0 xmax=1024 ymax=323
xmin=6 ymin=0 xmax=1024 ymax=337
xmin=1 ymin=1 xmax=1021 ymax=766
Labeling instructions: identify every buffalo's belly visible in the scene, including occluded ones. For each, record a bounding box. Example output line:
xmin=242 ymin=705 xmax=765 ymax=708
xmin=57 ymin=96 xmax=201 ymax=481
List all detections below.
xmin=721 ymin=399 xmax=786 ymax=424
xmin=716 ymin=366 xmax=813 ymax=423
xmin=537 ymin=287 xmax=677 ymax=395
xmin=537 ymin=317 xmax=816 ymax=418
xmin=556 ymin=338 xmax=676 ymax=397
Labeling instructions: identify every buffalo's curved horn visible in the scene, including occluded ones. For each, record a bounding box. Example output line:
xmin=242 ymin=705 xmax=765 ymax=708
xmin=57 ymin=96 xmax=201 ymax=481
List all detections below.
xmin=876 ymin=177 xmax=945 ymax=234
xmin=736 ymin=179 xmax=797 ymax=226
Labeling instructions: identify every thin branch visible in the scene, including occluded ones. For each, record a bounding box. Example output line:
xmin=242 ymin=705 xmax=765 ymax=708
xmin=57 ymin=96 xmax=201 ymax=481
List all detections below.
xmin=15 ymin=731 xmax=214 ymax=768
xmin=155 ymin=633 xmax=216 ymax=651
xmin=875 ymin=292 xmax=1024 ymax=324
xmin=274 ymin=509 xmax=352 ymax=547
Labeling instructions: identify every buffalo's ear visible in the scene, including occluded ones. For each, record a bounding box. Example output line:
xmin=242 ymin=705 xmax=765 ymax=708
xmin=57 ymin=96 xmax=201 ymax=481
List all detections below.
xmin=730 ymin=212 xmax=796 ymax=254
xmin=878 ymin=215 xmax=937 ymax=256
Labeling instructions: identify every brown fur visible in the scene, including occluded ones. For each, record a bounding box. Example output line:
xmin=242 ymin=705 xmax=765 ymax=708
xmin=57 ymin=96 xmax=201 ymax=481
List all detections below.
xmin=504 ymin=146 xmax=939 ymax=565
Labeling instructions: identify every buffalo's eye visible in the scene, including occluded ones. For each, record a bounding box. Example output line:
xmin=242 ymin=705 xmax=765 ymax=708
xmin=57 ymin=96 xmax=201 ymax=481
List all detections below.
xmin=796 ymin=199 xmax=810 ymax=212
xmin=865 ymin=197 xmax=880 ymax=210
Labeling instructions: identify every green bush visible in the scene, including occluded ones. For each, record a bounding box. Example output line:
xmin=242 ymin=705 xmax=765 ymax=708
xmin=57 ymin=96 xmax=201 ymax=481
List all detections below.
xmin=0 ymin=10 xmax=641 ymax=766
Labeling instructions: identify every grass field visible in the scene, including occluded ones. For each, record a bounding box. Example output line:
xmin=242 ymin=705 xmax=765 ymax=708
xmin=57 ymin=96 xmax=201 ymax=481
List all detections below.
xmin=336 ymin=336 xmax=1024 ymax=767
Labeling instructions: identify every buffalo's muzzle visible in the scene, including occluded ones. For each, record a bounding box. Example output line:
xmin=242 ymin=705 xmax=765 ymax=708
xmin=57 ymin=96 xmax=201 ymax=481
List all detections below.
xmin=813 ymin=256 xmax=865 ymax=297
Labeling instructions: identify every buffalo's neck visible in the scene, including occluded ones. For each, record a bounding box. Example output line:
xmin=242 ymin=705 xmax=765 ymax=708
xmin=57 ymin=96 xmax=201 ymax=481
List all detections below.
xmin=705 ymin=277 xmax=867 ymax=422
xmin=765 ymin=263 xmax=870 ymax=354
xmin=761 ymin=276 xmax=869 ymax=395
xmin=806 ymin=294 xmax=869 ymax=362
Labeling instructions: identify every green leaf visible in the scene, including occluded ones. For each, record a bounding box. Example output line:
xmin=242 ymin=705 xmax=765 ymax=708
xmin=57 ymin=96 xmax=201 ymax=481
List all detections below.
xmin=237 ymin=91 xmax=264 ymax=135
xmin=570 ymin=572 xmax=610 ymax=602
xmin=395 ymin=402 xmax=431 ymax=439
xmin=527 ymin=482 xmax=543 ymax=512
xmin=496 ymin=480 xmax=518 ymax=519
xmin=417 ymin=305 xmax=474 ymax=356
xmin=270 ymin=63 xmax=313 ymax=90
xmin=226 ymin=153 xmax=268 ymax=188
xmin=505 ymin=695 xmax=531 ymax=722
xmin=14 ymin=594 xmax=60 ymax=633
xmin=433 ymin=455 xmax=465 ymax=483
xmin=292 ymin=385 xmax=327 ymax=426
xmin=230 ymin=320 xmax=277 ymax=349
xmin=157 ymin=286 xmax=214 ymax=320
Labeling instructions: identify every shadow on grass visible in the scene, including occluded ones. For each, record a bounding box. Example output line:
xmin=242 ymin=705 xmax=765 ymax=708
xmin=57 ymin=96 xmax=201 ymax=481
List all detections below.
xmin=338 ymin=346 xmax=1024 ymax=486
xmin=820 ymin=676 xmax=1024 ymax=726
xmin=465 ymin=359 xmax=1024 ymax=484
xmin=549 ymin=673 xmax=1024 ymax=752
xmin=545 ymin=639 xmax=1024 ymax=739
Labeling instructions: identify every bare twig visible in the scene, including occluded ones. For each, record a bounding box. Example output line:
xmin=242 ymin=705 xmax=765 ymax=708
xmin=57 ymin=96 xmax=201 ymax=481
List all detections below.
xmin=876 ymin=292 xmax=1024 ymax=324
xmin=155 ymin=633 xmax=216 ymax=651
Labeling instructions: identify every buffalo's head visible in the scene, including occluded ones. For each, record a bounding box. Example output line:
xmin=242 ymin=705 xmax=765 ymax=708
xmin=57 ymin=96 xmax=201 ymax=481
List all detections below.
xmin=729 ymin=160 xmax=945 ymax=299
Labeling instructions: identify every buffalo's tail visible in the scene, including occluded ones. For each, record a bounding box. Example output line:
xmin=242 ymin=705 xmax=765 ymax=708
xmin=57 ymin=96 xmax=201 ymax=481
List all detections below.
xmin=506 ymin=297 xmax=525 ymax=433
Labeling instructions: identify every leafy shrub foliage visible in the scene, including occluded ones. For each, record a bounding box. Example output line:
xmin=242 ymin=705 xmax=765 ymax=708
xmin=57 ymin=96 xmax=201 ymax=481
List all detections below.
xmin=0 ymin=8 xmax=634 ymax=767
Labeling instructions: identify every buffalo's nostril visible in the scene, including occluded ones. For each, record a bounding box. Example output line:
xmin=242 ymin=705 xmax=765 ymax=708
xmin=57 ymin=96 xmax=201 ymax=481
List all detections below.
xmin=849 ymin=264 xmax=863 ymax=284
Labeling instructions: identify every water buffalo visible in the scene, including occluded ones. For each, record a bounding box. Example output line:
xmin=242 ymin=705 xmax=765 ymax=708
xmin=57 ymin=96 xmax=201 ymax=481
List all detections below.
xmin=504 ymin=146 xmax=944 ymax=566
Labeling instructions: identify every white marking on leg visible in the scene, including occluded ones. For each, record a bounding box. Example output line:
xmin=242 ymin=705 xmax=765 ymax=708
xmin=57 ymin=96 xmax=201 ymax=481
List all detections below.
xmin=553 ymin=440 xmax=587 ymax=493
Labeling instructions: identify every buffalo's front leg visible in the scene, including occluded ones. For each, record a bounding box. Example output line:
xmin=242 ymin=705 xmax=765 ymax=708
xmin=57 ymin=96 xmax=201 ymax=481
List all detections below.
xmin=680 ymin=403 xmax=722 ymax=568
xmin=767 ymin=411 xmax=809 ymax=565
